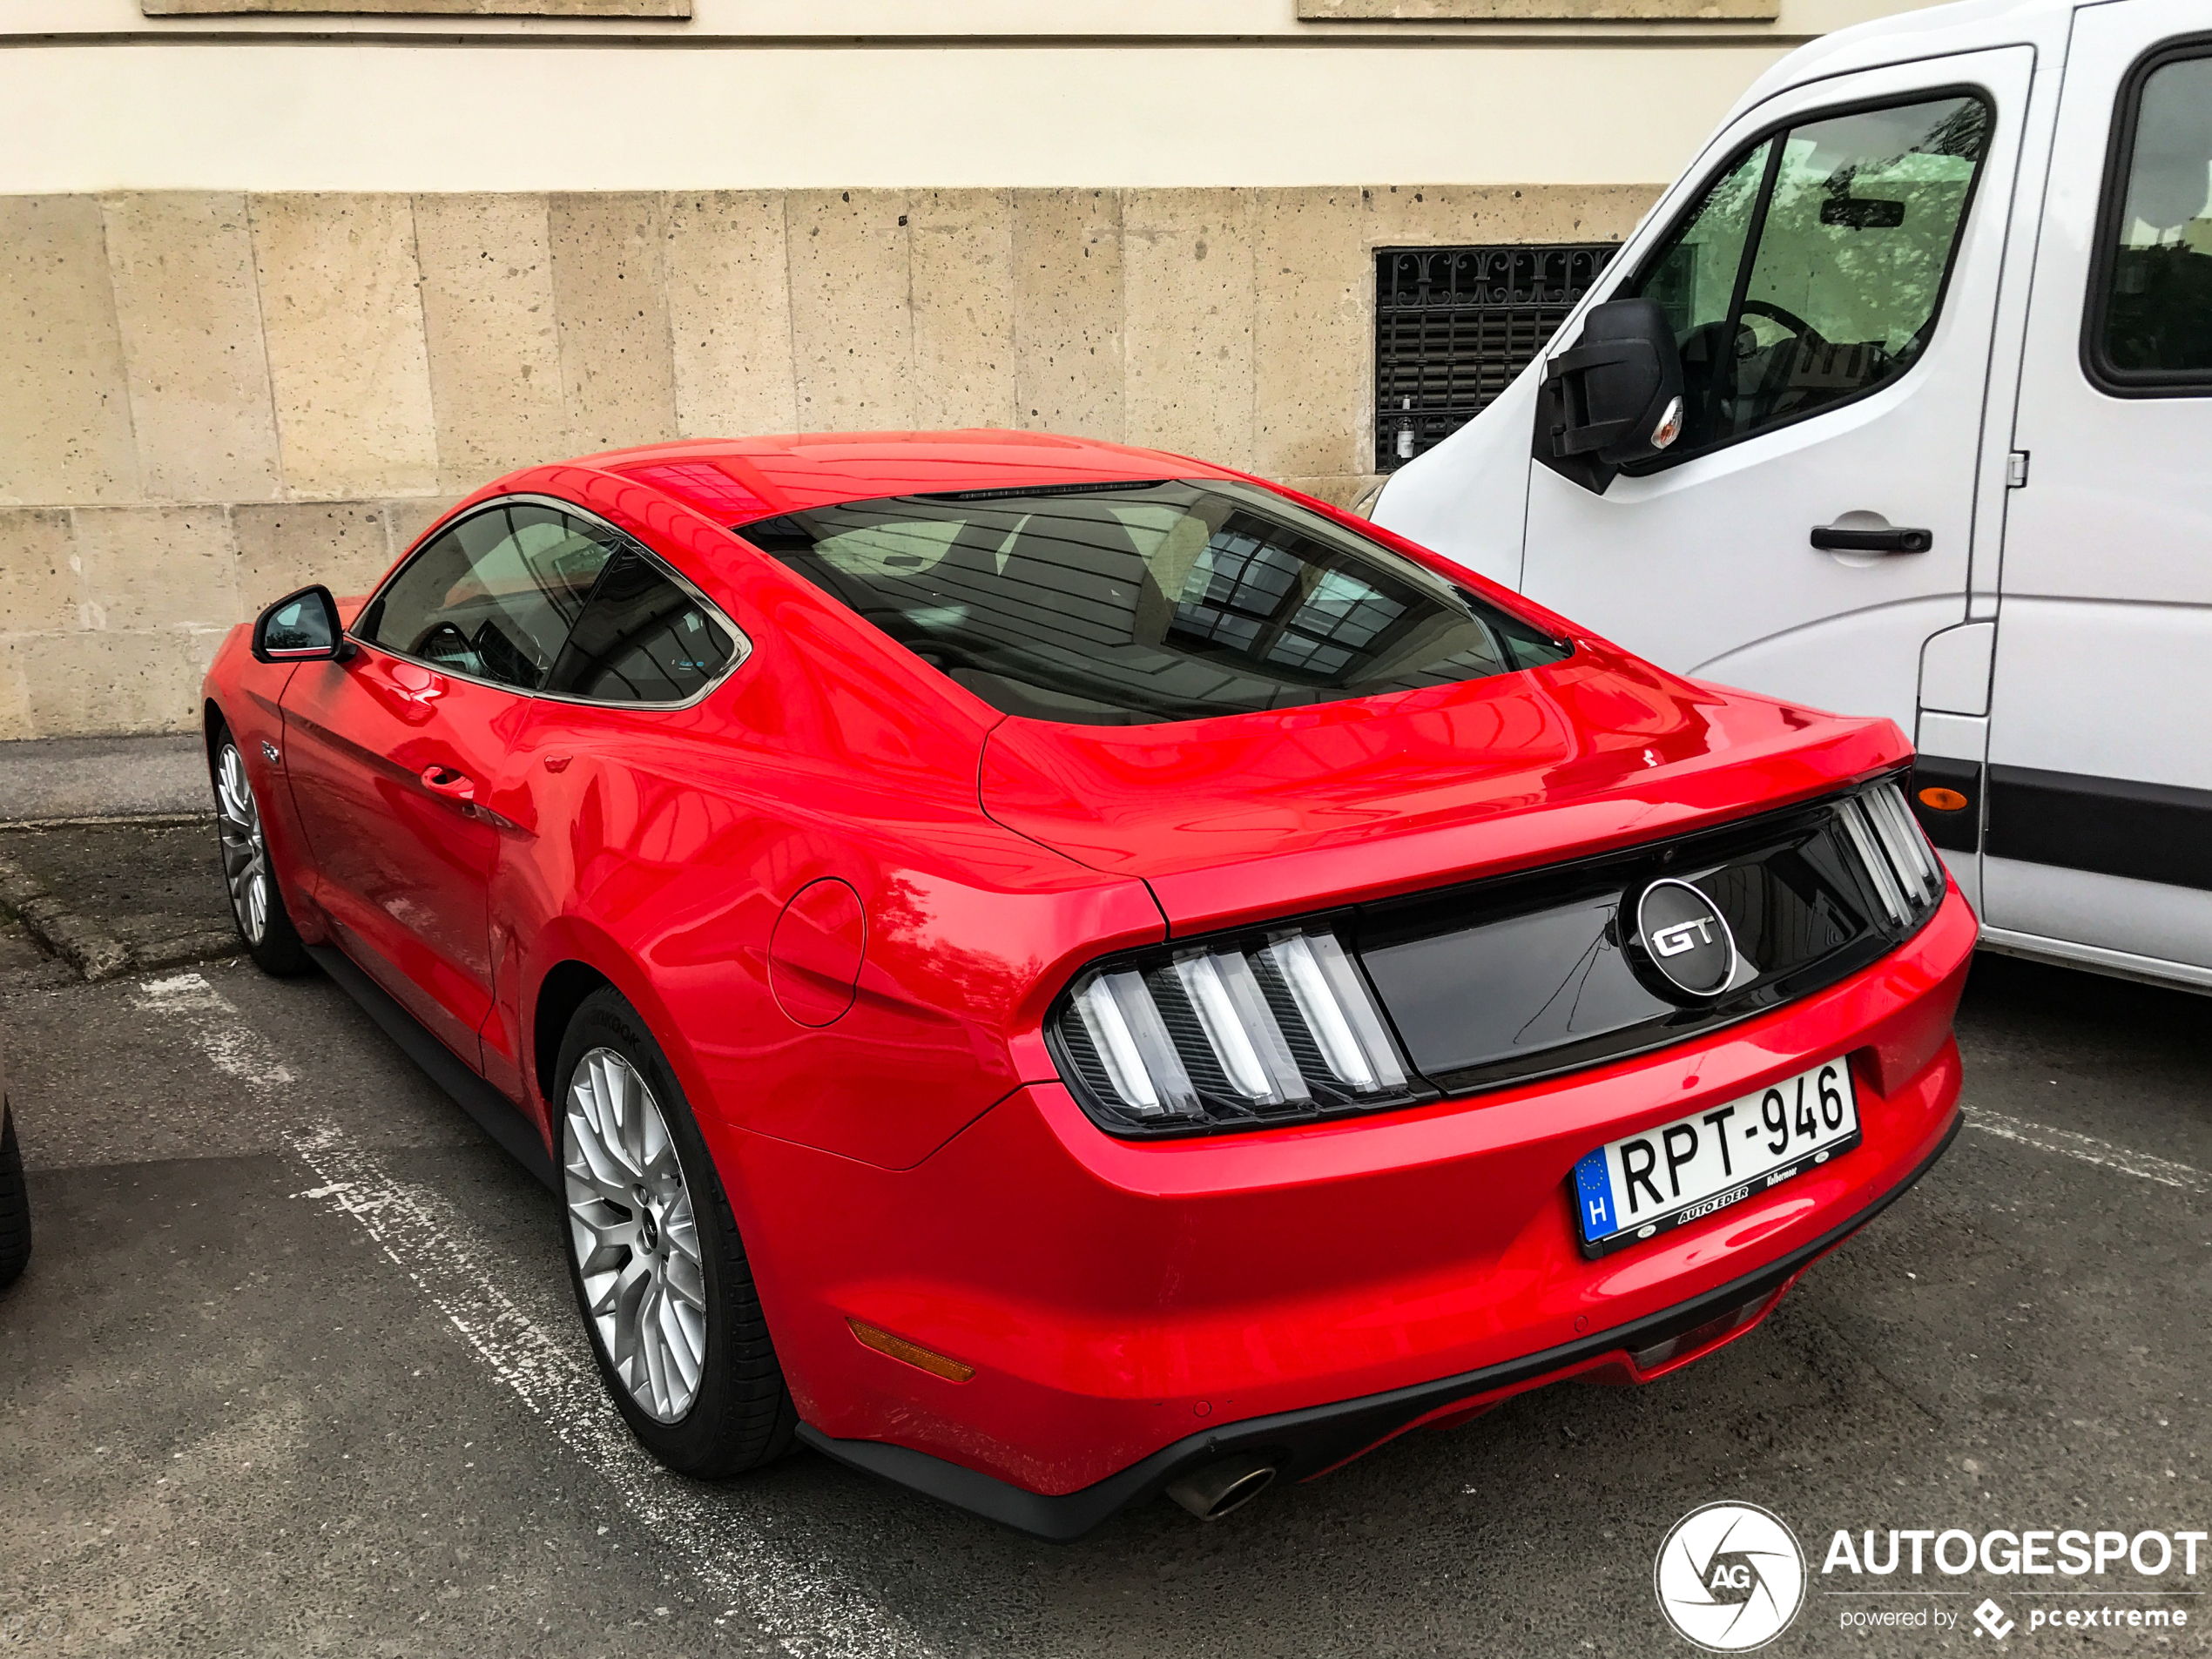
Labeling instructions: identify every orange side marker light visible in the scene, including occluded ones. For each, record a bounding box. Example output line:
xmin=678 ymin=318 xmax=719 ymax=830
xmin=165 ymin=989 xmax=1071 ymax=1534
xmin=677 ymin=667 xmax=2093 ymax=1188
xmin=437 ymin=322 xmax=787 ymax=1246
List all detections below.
xmin=847 ymin=1318 xmax=975 ymax=1382
xmin=1917 ymin=786 xmax=1969 ymax=813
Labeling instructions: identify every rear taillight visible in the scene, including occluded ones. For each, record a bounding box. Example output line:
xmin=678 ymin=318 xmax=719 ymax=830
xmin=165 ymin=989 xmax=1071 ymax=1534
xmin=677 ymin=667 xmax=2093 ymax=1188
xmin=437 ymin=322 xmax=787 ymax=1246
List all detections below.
xmin=1055 ymin=927 xmax=1418 ymax=1136
xmin=1837 ymin=779 xmax=1946 ymax=927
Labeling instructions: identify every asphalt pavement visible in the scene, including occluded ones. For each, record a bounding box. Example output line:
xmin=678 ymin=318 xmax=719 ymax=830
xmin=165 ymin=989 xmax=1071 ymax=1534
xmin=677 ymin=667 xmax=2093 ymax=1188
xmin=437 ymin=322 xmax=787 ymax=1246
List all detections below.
xmin=2 ymin=819 xmax=2208 ymax=1657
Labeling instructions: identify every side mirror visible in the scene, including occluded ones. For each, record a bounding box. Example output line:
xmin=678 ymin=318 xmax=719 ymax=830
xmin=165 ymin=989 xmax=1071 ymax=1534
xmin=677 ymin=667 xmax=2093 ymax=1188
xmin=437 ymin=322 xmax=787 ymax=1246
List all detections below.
xmin=1533 ymin=297 xmax=1687 ymax=494
xmin=251 ymin=584 xmax=354 ymax=664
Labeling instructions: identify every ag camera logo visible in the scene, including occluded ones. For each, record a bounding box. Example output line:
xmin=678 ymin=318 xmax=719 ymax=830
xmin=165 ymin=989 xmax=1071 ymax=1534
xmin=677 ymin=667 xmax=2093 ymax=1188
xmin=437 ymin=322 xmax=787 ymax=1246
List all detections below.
xmin=1656 ymin=1502 xmax=1807 ymax=1651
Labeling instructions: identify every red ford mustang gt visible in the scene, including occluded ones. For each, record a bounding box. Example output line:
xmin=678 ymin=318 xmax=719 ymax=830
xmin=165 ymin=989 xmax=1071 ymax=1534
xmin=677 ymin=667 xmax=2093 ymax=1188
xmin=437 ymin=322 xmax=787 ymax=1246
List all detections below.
xmin=203 ymin=431 xmax=1973 ymax=1538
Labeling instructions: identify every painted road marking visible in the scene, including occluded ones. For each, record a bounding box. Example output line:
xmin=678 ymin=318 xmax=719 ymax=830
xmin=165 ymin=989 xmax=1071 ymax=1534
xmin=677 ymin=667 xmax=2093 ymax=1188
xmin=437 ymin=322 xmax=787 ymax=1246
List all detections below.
xmin=132 ymin=972 xmax=928 ymax=1659
xmin=1963 ymin=1105 xmax=2209 ymax=1196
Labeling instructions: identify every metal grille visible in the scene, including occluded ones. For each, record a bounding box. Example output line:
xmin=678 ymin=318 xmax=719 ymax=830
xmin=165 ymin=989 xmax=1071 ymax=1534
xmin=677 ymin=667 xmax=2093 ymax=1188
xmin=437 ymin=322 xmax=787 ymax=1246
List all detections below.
xmin=1374 ymin=243 xmax=1619 ymax=471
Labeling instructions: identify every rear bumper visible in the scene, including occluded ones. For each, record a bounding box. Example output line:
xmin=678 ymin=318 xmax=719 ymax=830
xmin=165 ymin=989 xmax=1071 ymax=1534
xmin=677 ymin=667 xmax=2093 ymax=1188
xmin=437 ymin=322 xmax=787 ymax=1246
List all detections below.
xmin=799 ymin=1109 xmax=1959 ymax=1541
xmin=726 ymin=884 xmax=1976 ymax=1539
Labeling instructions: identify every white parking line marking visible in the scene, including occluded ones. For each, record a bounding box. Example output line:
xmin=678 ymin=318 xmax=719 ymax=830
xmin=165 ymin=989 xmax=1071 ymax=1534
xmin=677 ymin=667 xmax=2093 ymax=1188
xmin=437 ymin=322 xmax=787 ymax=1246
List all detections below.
xmin=135 ymin=972 xmax=931 ymax=1659
xmin=1963 ymin=1106 xmax=2209 ymax=1195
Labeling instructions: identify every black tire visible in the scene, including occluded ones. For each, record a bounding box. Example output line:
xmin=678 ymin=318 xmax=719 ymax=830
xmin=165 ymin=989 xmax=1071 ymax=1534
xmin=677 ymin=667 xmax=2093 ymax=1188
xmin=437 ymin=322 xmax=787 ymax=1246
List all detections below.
xmin=0 ymin=1103 xmax=30 ymax=1289
xmin=210 ymin=728 xmax=312 ymax=977
xmin=554 ymin=988 xmax=797 ymax=1476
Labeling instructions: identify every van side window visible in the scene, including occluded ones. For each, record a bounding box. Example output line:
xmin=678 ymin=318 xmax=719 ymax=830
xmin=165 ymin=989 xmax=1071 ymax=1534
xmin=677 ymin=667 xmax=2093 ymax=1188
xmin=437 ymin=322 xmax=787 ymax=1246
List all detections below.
xmin=2089 ymin=47 xmax=2212 ymax=390
xmin=1624 ymin=94 xmax=1991 ymax=462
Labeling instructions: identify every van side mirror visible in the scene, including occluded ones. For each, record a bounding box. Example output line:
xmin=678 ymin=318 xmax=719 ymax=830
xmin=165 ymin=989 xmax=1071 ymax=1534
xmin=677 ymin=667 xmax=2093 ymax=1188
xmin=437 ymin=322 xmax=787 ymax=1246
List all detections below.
xmin=252 ymin=584 xmax=354 ymax=664
xmin=1533 ymin=298 xmax=1687 ymax=494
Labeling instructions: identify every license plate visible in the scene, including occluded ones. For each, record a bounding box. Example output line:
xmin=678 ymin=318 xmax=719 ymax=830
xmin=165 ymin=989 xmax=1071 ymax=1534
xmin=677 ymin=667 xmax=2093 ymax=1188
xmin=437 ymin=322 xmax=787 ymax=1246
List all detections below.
xmin=1570 ymin=1058 xmax=1860 ymax=1258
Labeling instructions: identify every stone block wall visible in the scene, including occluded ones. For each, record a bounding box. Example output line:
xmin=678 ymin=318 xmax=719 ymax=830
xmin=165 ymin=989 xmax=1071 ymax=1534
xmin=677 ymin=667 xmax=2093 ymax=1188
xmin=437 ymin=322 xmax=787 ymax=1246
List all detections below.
xmin=0 ymin=183 xmax=1657 ymax=740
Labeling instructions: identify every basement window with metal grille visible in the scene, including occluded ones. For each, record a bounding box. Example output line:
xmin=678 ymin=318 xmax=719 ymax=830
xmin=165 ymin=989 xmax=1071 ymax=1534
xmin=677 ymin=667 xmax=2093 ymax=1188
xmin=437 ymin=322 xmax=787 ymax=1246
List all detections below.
xmin=1375 ymin=243 xmax=1619 ymax=471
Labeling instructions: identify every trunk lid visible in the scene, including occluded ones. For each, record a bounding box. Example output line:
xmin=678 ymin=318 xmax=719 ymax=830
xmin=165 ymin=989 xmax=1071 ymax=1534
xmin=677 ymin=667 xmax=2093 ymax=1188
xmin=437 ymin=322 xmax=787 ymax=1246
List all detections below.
xmin=978 ymin=648 xmax=1907 ymax=934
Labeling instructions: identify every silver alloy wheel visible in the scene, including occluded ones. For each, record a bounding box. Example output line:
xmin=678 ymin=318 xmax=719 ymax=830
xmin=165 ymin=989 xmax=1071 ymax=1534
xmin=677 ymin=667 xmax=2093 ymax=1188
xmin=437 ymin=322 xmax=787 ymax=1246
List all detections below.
xmin=563 ymin=1047 xmax=708 ymax=1423
xmin=214 ymin=741 xmax=271 ymax=946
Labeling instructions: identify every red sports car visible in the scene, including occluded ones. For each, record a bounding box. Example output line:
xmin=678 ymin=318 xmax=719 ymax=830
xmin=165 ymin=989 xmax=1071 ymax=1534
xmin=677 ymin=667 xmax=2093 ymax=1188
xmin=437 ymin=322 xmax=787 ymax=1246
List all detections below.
xmin=203 ymin=431 xmax=1972 ymax=1538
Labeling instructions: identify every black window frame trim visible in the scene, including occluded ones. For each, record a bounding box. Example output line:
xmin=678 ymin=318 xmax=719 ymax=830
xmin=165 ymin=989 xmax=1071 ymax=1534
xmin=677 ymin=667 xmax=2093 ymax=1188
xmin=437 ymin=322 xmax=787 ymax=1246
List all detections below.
xmin=1610 ymin=81 xmax=2001 ymax=477
xmin=2080 ymin=31 xmax=2212 ymax=399
xmin=353 ymin=491 xmax=753 ymax=711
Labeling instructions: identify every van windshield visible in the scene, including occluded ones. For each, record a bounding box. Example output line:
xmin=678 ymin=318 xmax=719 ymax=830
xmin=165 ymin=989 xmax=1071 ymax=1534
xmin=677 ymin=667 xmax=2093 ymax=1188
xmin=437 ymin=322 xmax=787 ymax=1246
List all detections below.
xmin=739 ymin=480 xmax=1571 ymax=726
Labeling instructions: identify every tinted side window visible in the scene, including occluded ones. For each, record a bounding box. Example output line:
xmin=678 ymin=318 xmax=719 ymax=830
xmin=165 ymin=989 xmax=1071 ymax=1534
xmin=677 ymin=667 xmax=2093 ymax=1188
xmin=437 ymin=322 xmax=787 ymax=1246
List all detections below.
xmin=361 ymin=502 xmax=617 ymax=691
xmin=546 ymin=549 xmax=736 ymax=705
xmin=1624 ymin=94 xmax=1990 ymax=460
xmin=2091 ymin=48 xmax=2212 ymax=388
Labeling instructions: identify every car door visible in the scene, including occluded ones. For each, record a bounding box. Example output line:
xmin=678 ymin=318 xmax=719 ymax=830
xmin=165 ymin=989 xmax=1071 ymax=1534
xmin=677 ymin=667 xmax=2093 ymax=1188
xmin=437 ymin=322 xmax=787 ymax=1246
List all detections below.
xmin=1516 ymin=50 xmax=2033 ymax=739
xmin=280 ymin=499 xmax=617 ymax=1062
xmin=479 ymin=539 xmax=749 ymax=1104
xmin=1980 ymin=1 xmax=2212 ymax=981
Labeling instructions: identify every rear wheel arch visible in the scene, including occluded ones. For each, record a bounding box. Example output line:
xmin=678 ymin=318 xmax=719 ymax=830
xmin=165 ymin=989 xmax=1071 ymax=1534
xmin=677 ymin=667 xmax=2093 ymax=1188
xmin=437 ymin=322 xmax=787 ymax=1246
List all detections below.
xmin=533 ymin=959 xmax=613 ymax=1112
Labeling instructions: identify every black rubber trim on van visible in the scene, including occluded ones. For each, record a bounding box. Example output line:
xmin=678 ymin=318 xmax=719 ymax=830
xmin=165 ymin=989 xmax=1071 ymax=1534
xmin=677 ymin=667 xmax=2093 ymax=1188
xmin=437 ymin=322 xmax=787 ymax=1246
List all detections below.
xmin=1986 ymin=766 xmax=2212 ymax=892
xmin=797 ymin=1114 xmax=1961 ymax=1542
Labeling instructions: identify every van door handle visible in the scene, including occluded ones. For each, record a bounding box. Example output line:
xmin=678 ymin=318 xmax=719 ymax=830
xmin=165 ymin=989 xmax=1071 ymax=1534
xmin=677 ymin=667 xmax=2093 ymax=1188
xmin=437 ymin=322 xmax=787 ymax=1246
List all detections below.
xmin=1811 ymin=523 xmax=1932 ymax=554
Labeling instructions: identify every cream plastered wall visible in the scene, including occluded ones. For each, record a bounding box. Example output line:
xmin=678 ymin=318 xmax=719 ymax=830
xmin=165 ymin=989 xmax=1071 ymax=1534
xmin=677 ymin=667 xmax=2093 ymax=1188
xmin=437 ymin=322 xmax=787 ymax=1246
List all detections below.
xmin=0 ymin=183 xmax=1659 ymax=741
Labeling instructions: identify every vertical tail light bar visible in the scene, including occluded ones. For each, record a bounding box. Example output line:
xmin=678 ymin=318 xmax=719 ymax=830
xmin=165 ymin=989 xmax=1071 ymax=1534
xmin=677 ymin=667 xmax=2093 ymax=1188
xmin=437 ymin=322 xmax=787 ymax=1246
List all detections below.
xmin=1171 ymin=952 xmax=1309 ymax=1107
xmin=1071 ymin=970 xmax=1202 ymax=1121
xmin=1259 ymin=933 xmax=1408 ymax=1093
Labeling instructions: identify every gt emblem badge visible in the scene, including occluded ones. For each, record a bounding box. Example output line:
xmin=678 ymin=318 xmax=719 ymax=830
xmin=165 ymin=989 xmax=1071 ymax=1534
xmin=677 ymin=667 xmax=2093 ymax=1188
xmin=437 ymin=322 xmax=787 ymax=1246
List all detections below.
xmin=1635 ymin=878 xmax=1738 ymax=999
xmin=260 ymin=739 xmax=280 ymax=765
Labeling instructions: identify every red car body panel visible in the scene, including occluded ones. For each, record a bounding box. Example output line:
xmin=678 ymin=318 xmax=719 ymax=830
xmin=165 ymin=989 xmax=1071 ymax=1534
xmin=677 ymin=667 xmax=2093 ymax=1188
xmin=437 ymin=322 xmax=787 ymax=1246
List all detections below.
xmin=201 ymin=429 xmax=1974 ymax=1532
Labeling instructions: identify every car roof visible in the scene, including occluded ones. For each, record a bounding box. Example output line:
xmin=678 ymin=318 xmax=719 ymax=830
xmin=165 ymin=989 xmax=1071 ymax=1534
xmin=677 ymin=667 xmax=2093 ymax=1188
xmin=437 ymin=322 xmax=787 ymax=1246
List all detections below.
xmin=556 ymin=429 xmax=1244 ymax=526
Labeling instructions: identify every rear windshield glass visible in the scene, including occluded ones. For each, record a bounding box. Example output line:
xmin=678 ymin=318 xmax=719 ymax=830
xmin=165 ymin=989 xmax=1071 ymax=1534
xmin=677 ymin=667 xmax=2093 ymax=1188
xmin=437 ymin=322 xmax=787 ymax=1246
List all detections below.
xmin=739 ymin=480 xmax=1571 ymax=725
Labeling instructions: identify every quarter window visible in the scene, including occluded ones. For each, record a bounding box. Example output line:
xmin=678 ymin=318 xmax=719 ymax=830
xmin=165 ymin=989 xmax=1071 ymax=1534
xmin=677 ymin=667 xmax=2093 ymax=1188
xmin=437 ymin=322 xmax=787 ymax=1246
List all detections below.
xmin=360 ymin=502 xmax=618 ymax=691
xmin=2088 ymin=45 xmax=2212 ymax=390
xmin=545 ymin=549 xmax=737 ymax=705
xmin=1623 ymin=93 xmax=1991 ymax=461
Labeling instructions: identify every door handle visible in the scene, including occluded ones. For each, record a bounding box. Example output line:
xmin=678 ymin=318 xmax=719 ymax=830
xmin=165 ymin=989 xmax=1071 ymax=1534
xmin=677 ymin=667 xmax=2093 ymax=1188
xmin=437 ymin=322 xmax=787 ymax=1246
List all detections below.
xmin=418 ymin=764 xmax=476 ymax=803
xmin=1811 ymin=523 xmax=1932 ymax=555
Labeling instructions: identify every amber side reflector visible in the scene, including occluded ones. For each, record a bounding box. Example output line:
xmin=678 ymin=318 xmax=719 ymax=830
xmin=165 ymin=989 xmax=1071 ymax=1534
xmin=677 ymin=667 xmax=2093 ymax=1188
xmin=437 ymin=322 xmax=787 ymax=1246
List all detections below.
xmin=1917 ymin=786 xmax=1970 ymax=813
xmin=847 ymin=1318 xmax=975 ymax=1382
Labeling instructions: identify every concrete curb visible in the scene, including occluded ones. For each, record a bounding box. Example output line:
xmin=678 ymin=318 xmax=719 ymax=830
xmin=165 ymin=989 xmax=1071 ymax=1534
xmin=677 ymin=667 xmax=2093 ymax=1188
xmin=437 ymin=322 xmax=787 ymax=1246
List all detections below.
xmin=0 ymin=853 xmax=132 ymax=981
xmin=0 ymin=847 xmax=237 ymax=984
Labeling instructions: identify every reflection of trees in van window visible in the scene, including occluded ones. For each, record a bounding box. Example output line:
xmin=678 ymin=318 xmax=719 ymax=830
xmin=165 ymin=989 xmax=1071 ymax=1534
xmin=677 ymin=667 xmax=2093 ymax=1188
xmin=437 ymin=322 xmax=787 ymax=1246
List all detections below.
xmin=1626 ymin=94 xmax=1988 ymax=458
xmin=2101 ymin=55 xmax=2212 ymax=378
xmin=1636 ymin=145 xmax=1770 ymax=440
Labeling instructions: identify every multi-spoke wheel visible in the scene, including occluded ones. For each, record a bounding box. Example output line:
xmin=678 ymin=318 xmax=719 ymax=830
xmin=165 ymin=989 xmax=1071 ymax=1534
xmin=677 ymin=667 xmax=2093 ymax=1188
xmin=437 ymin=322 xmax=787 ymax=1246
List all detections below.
xmin=554 ymin=988 xmax=796 ymax=1474
xmin=211 ymin=732 xmax=309 ymax=974
xmin=563 ymin=1047 xmax=709 ymax=1423
xmin=215 ymin=741 xmax=271 ymax=946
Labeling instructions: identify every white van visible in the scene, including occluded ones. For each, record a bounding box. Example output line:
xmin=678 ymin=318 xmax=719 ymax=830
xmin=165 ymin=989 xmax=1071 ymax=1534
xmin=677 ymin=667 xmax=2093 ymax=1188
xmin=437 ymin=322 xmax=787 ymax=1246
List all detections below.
xmin=1374 ymin=0 xmax=2212 ymax=995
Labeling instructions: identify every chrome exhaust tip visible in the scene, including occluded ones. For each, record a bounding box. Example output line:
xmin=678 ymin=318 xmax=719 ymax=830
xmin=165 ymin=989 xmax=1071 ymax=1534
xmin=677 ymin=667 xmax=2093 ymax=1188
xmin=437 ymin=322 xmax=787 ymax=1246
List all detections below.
xmin=1164 ymin=1454 xmax=1278 ymax=1521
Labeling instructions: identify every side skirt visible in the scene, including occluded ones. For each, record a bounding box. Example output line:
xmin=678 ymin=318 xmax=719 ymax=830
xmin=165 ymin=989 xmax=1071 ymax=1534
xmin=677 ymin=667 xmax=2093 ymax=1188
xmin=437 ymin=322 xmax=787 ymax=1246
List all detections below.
xmin=307 ymin=943 xmax=557 ymax=1191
